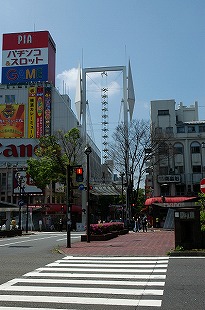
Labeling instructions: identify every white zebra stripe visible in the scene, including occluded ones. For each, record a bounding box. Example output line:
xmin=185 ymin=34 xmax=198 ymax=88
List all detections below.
xmin=6 ymin=277 xmax=165 ymax=286
xmin=24 ymin=271 xmax=167 ymax=279
xmin=36 ymin=267 xmax=167 ymax=273
xmin=0 ymin=295 xmax=162 ymax=307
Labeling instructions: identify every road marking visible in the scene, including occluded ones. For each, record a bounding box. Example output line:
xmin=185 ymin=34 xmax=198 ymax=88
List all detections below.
xmin=62 ymin=256 xmax=169 ymax=260
xmin=24 ymin=271 xmax=166 ymax=279
xmin=47 ymin=262 xmax=168 ymax=268
xmin=37 ymin=266 xmax=167 ymax=273
xmin=0 ymin=235 xmax=61 ymax=247
xmin=0 ymin=295 xmax=162 ymax=307
xmin=0 ymin=256 xmax=169 ymax=308
xmin=61 ymin=257 xmax=169 ymax=263
xmin=0 ymin=307 xmax=77 ymax=310
xmin=3 ymin=277 xmax=166 ymax=286
xmin=0 ymin=233 xmax=82 ymax=247
xmin=0 ymin=284 xmax=164 ymax=296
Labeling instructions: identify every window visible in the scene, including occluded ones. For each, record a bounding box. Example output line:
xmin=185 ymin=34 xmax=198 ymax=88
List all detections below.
xmin=188 ymin=126 xmax=196 ymax=133
xmin=158 ymin=110 xmax=169 ymax=116
xmin=176 ymin=184 xmax=185 ymax=196
xmin=175 ymin=166 xmax=184 ymax=173
xmin=166 ymin=127 xmax=173 ymax=134
xmin=192 ymin=165 xmax=201 ymax=173
xmin=177 ymin=126 xmax=185 ymax=133
xmin=155 ymin=127 xmax=162 ymax=134
xmin=174 ymin=143 xmax=183 ymax=154
xmin=158 ymin=143 xmax=168 ymax=155
xmin=191 ymin=142 xmax=200 ymax=153
xmin=159 ymin=166 xmax=168 ymax=174
xmin=199 ymin=126 xmax=205 ymax=132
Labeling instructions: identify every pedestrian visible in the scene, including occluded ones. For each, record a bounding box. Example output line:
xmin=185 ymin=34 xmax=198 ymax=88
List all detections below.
xmin=156 ymin=217 xmax=160 ymax=228
xmin=133 ymin=217 xmax=140 ymax=232
xmin=142 ymin=215 xmax=148 ymax=232
xmin=39 ymin=219 xmax=42 ymax=231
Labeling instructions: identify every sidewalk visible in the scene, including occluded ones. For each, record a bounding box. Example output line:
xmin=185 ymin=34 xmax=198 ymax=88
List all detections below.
xmin=60 ymin=230 xmax=175 ymax=257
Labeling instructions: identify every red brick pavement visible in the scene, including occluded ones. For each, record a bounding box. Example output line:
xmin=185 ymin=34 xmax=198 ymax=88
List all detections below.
xmin=60 ymin=230 xmax=175 ymax=257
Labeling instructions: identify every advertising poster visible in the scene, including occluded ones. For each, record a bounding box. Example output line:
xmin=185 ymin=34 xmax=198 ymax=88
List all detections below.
xmin=0 ymin=104 xmax=25 ymax=138
xmin=28 ymin=86 xmax=36 ymax=138
xmin=36 ymin=86 xmax=44 ymax=138
xmin=13 ymin=169 xmax=42 ymax=194
xmin=44 ymin=86 xmax=51 ymax=135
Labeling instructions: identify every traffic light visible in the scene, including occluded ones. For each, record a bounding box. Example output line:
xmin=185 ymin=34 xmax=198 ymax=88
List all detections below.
xmin=76 ymin=167 xmax=83 ymax=182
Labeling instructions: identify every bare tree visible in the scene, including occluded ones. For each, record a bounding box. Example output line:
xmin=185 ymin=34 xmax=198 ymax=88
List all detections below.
xmin=109 ymin=119 xmax=173 ymax=208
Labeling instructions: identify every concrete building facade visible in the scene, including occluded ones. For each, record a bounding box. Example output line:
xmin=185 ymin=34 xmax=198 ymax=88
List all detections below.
xmin=146 ymin=99 xmax=205 ymax=198
xmin=0 ymin=30 xmax=102 ymax=230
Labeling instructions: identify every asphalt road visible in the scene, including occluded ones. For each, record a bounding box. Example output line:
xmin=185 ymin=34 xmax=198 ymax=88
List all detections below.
xmin=0 ymin=231 xmax=82 ymax=284
xmin=162 ymin=257 xmax=205 ymax=310
xmin=0 ymin=233 xmax=205 ymax=309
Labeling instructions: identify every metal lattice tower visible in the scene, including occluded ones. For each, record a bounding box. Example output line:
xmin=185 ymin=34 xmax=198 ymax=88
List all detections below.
xmin=101 ymin=72 xmax=109 ymax=162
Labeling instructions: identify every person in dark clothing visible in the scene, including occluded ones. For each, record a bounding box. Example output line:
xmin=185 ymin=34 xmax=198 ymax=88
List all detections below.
xmin=142 ymin=215 xmax=148 ymax=232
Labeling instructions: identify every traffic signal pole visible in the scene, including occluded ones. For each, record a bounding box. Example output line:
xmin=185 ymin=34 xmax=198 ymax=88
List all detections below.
xmin=66 ymin=164 xmax=71 ymax=248
xmin=66 ymin=164 xmax=83 ymax=248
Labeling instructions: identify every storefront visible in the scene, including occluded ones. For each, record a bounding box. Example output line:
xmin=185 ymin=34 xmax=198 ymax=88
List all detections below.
xmin=144 ymin=196 xmax=198 ymax=229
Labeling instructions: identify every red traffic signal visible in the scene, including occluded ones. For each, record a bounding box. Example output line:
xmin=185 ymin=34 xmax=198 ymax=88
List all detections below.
xmin=76 ymin=167 xmax=83 ymax=182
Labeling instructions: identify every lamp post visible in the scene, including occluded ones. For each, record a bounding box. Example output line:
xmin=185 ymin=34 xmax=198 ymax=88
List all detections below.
xmin=66 ymin=164 xmax=71 ymax=248
xmin=84 ymin=146 xmax=92 ymax=243
xmin=120 ymin=172 xmax=125 ymax=223
xmin=17 ymin=173 xmax=24 ymax=230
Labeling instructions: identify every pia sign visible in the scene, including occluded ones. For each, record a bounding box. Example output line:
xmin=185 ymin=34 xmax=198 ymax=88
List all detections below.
xmin=1 ymin=31 xmax=56 ymax=85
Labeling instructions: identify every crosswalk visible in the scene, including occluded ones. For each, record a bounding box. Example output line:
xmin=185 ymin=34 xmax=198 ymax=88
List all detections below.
xmin=0 ymin=256 xmax=169 ymax=309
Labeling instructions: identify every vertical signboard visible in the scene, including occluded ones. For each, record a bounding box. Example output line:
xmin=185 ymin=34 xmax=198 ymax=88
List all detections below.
xmin=2 ymin=31 xmax=56 ymax=85
xmin=28 ymin=87 xmax=36 ymax=138
xmin=36 ymin=86 xmax=44 ymax=138
xmin=44 ymin=86 xmax=51 ymax=135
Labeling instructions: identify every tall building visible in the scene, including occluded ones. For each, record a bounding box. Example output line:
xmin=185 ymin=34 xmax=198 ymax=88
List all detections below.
xmin=146 ymin=99 xmax=205 ymax=197
xmin=0 ymin=30 xmax=102 ymax=230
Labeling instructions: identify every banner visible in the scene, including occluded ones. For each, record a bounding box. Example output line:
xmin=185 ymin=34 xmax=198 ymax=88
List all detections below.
xmin=28 ymin=87 xmax=36 ymax=138
xmin=44 ymin=87 xmax=51 ymax=135
xmin=0 ymin=104 xmax=24 ymax=138
xmin=36 ymin=86 xmax=44 ymax=138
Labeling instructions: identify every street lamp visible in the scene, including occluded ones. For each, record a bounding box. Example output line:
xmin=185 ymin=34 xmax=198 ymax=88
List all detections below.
xmin=16 ymin=173 xmax=24 ymax=230
xmin=84 ymin=146 xmax=92 ymax=243
xmin=120 ymin=172 xmax=125 ymax=223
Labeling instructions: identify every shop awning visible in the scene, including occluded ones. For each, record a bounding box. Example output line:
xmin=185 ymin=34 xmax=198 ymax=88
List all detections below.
xmin=42 ymin=204 xmax=82 ymax=214
xmin=145 ymin=196 xmax=197 ymax=206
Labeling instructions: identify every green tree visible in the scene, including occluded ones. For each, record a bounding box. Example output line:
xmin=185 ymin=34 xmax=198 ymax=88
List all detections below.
xmin=27 ymin=128 xmax=82 ymax=189
xmin=197 ymin=192 xmax=205 ymax=231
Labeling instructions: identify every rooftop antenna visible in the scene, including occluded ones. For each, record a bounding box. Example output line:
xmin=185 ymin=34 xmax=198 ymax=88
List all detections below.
xmin=125 ymin=44 xmax=127 ymax=65
xmin=81 ymin=48 xmax=84 ymax=68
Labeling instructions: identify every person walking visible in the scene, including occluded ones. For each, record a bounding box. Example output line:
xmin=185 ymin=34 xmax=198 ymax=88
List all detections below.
xmin=142 ymin=215 xmax=148 ymax=232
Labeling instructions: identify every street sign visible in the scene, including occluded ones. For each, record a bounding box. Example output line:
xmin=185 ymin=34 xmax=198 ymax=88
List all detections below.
xmin=78 ymin=184 xmax=85 ymax=190
xmin=200 ymin=178 xmax=205 ymax=193
xmin=18 ymin=199 xmax=24 ymax=207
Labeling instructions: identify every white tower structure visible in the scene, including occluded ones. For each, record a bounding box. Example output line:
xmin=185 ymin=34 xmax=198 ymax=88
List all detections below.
xmin=75 ymin=64 xmax=135 ymax=167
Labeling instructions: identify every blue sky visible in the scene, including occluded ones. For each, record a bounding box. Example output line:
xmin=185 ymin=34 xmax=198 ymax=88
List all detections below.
xmin=0 ymin=0 xmax=204 ymax=151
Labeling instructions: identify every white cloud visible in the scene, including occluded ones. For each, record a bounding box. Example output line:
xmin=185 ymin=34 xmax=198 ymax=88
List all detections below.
xmin=56 ymin=67 xmax=121 ymax=99
xmin=56 ymin=68 xmax=78 ymax=94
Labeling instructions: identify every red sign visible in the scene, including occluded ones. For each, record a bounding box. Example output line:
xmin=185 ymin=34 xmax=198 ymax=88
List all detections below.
xmin=200 ymin=178 xmax=205 ymax=193
xmin=2 ymin=31 xmax=50 ymax=50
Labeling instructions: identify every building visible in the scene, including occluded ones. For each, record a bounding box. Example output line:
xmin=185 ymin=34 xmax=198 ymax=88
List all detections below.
xmin=0 ymin=30 xmax=102 ymax=230
xmin=145 ymin=99 xmax=204 ymax=227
